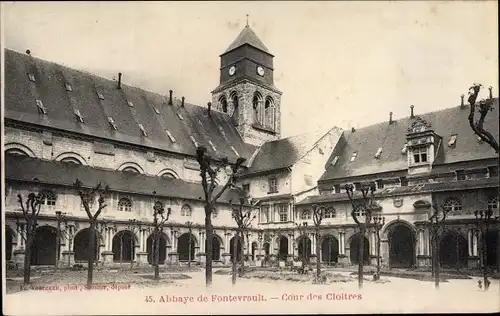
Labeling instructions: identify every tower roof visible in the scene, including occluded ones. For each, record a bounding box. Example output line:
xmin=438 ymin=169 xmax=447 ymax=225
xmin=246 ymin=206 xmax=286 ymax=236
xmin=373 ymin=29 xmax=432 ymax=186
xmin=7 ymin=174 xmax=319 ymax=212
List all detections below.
xmin=224 ymin=25 xmax=270 ymax=54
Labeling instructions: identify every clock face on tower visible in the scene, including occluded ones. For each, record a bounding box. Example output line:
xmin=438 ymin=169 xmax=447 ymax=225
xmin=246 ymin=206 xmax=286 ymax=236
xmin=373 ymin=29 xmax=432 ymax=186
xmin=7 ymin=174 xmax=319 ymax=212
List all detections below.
xmin=229 ymin=66 xmax=236 ymax=76
xmin=257 ymin=66 xmax=265 ymax=76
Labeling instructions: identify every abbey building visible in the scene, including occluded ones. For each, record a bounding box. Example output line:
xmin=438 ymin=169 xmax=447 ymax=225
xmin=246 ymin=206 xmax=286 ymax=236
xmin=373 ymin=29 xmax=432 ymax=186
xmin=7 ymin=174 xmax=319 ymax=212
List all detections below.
xmin=3 ymin=25 xmax=498 ymax=271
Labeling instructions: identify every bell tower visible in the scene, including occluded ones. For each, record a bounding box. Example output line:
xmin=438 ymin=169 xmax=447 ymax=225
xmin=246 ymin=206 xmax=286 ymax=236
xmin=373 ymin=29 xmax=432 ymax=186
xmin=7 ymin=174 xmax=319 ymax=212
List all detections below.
xmin=211 ymin=23 xmax=282 ymax=146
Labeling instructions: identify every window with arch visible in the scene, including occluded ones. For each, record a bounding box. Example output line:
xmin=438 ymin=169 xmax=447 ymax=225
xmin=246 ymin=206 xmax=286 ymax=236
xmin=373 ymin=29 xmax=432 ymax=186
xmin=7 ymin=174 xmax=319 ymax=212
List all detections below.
xmin=443 ymin=197 xmax=462 ymax=214
xmin=324 ymin=208 xmax=336 ymax=219
xmin=487 ymin=196 xmax=499 ymax=211
xmin=181 ymin=204 xmax=192 ymax=217
xmin=161 ymin=172 xmax=177 ymax=179
xmin=264 ymin=97 xmax=275 ymax=130
xmin=230 ymin=91 xmax=239 ymax=117
xmin=118 ymin=198 xmax=132 ymax=212
xmin=123 ymin=167 xmax=140 ymax=173
xmin=219 ymin=96 xmax=228 ymax=113
xmin=252 ymin=92 xmax=263 ymax=124
xmin=41 ymin=190 xmax=57 ymax=206
xmin=276 ymin=204 xmax=288 ymax=222
xmin=61 ymin=157 xmax=82 ymax=164
xmin=301 ymin=209 xmax=311 ymax=220
xmin=5 ymin=148 xmax=29 ymax=156
xmin=354 ymin=205 xmax=365 ymax=218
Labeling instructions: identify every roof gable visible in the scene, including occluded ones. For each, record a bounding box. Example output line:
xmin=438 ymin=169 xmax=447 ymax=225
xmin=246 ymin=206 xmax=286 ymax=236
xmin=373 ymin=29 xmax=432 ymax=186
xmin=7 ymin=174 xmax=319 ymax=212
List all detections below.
xmin=4 ymin=49 xmax=257 ymax=163
xmin=224 ymin=26 xmax=270 ymax=54
xmin=320 ymin=102 xmax=499 ymax=181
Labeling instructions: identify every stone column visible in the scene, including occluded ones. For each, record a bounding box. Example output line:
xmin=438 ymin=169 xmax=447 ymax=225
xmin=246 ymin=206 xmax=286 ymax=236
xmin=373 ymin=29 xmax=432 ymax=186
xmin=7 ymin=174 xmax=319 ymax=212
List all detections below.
xmin=168 ymin=229 xmax=179 ymax=264
xmin=198 ymin=231 xmax=206 ymax=264
xmin=102 ymin=227 xmax=114 ymax=265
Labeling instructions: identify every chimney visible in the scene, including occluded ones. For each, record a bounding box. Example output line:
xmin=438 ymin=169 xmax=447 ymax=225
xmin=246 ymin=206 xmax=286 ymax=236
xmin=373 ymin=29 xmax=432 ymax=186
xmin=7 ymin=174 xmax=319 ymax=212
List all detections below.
xmin=117 ymin=72 xmax=122 ymax=89
xmin=489 ymin=86 xmax=493 ymax=99
xmin=207 ymin=102 xmax=212 ymax=114
xmin=351 ymin=127 xmax=356 ymax=133
xmin=181 ymin=96 xmax=185 ymax=107
xmin=168 ymin=90 xmax=173 ymax=105
xmin=460 ymin=94 xmax=465 ymax=108
xmin=26 ymin=49 xmax=31 ymax=56
xmin=410 ymin=105 xmax=414 ymax=118
xmin=389 ymin=112 xmax=393 ymax=124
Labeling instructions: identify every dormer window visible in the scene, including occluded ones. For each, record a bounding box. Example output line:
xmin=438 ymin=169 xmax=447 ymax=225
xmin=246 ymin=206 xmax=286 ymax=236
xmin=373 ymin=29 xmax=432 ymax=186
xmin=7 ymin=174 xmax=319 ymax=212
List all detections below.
xmin=197 ymin=119 xmax=203 ymax=126
xmin=74 ymin=109 xmax=84 ymax=123
xmin=401 ymin=143 xmax=408 ymax=154
xmin=331 ymin=156 xmax=339 ymax=166
xmin=412 ymin=147 xmax=428 ymax=164
xmin=28 ymin=73 xmax=36 ymax=82
xmin=374 ymin=147 xmax=382 ymax=159
xmin=448 ymin=134 xmax=458 ymax=148
xmin=268 ymin=177 xmax=278 ymax=194
xmin=127 ymin=100 xmax=134 ymax=107
xmin=107 ymin=117 xmax=118 ymax=130
xmin=166 ymin=130 xmax=176 ymax=143
xmin=153 ymin=107 xmax=160 ymax=114
xmin=189 ymin=135 xmax=198 ymax=147
xmin=208 ymin=140 xmax=217 ymax=152
xmin=139 ymin=124 xmax=148 ymax=137
xmin=65 ymin=83 xmax=73 ymax=92
xmin=455 ymin=169 xmax=465 ymax=181
xmin=350 ymin=152 xmax=358 ymax=162
xmin=96 ymin=92 xmax=105 ymax=100
xmin=36 ymin=99 xmax=47 ymax=114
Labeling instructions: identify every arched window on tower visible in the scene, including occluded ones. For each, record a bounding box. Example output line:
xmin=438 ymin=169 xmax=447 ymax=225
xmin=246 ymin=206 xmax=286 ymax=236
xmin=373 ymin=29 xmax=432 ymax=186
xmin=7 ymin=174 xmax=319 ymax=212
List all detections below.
xmin=118 ymin=198 xmax=132 ymax=212
xmin=265 ymin=96 xmax=275 ymax=130
xmin=230 ymin=91 xmax=239 ymax=118
xmin=252 ymin=92 xmax=263 ymax=125
xmin=219 ymin=95 xmax=228 ymax=113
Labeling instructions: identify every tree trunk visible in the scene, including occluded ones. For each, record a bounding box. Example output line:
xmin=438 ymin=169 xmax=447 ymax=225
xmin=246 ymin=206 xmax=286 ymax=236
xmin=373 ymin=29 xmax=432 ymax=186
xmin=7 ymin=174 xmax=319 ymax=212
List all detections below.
xmin=315 ymin=231 xmax=321 ymax=280
xmin=232 ymin=233 xmax=238 ymax=285
xmin=205 ymin=205 xmax=213 ymax=287
xmin=376 ymin=230 xmax=381 ymax=278
xmin=87 ymin=221 xmax=96 ymax=288
xmin=239 ymin=232 xmax=245 ymax=271
xmin=482 ymin=231 xmax=489 ymax=291
xmin=358 ymin=226 xmax=365 ymax=289
xmin=55 ymin=220 xmax=61 ymax=271
xmin=23 ymin=220 xmax=33 ymax=285
xmin=154 ymin=228 xmax=160 ymax=280
xmin=433 ymin=227 xmax=440 ymax=289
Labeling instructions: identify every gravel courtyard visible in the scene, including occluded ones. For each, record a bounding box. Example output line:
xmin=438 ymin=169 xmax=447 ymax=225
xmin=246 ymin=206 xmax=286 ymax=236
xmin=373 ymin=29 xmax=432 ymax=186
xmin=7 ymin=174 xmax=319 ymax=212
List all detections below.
xmin=4 ymin=270 xmax=499 ymax=315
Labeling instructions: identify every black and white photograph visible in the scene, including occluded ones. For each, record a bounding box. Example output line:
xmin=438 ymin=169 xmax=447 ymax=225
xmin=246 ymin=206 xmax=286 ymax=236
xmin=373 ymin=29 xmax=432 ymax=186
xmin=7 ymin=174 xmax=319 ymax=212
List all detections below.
xmin=1 ymin=1 xmax=499 ymax=315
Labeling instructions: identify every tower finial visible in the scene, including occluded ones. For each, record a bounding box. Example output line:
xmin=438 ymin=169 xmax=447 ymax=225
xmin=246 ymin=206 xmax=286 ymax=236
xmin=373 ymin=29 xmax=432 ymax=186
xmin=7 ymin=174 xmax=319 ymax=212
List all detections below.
xmin=246 ymin=14 xmax=249 ymax=27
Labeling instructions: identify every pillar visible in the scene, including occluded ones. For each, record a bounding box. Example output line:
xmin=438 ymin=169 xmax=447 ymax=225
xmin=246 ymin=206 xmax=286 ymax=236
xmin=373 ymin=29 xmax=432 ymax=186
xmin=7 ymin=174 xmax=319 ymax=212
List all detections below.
xmin=198 ymin=231 xmax=206 ymax=263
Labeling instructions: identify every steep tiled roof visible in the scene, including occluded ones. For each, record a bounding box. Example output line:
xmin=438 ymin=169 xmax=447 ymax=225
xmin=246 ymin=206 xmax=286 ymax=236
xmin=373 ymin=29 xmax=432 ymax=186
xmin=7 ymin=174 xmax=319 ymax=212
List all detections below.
xmin=319 ymin=101 xmax=499 ymax=182
xmin=297 ymin=177 xmax=499 ymax=205
xmin=224 ymin=26 xmax=271 ymax=54
xmin=245 ymin=128 xmax=338 ymax=175
xmin=5 ymin=155 xmax=246 ymax=204
xmin=3 ymin=49 xmax=256 ymax=163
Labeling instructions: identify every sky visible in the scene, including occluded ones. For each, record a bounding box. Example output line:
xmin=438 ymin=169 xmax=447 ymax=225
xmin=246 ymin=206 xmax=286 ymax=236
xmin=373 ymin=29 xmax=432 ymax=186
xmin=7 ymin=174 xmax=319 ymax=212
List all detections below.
xmin=2 ymin=1 xmax=498 ymax=138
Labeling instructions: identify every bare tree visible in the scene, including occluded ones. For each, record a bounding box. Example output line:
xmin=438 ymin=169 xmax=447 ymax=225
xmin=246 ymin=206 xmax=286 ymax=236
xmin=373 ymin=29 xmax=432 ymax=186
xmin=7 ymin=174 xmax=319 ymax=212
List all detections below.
xmin=17 ymin=191 xmax=45 ymax=285
xmin=295 ymin=222 xmax=309 ymax=274
xmin=474 ymin=209 xmax=496 ymax=291
xmin=196 ymin=146 xmax=246 ymax=287
xmin=311 ymin=204 xmax=325 ymax=280
xmin=74 ymin=179 xmax=109 ymax=288
xmin=152 ymin=200 xmax=171 ymax=280
xmin=372 ymin=214 xmax=385 ymax=280
xmin=229 ymin=197 xmax=256 ymax=284
xmin=345 ymin=183 xmax=376 ymax=289
xmin=429 ymin=203 xmax=448 ymax=290
xmin=467 ymin=84 xmax=498 ymax=153
xmin=185 ymin=221 xmax=194 ymax=268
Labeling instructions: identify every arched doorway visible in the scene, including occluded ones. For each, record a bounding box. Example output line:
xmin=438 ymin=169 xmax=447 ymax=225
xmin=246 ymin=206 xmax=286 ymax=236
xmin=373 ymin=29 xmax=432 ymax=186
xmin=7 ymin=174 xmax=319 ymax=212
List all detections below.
xmin=263 ymin=242 xmax=270 ymax=256
xmin=297 ymin=236 xmax=311 ymax=262
xmin=73 ymin=228 xmax=99 ymax=262
xmin=31 ymin=226 xmax=57 ymax=265
xmin=485 ymin=230 xmax=499 ymax=268
xmin=349 ymin=234 xmax=369 ymax=265
xmin=439 ymin=231 xmax=468 ymax=269
xmin=321 ymin=235 xmax=339 ymax=265
xmin=251 ymin=242 xmax=258 ymax=261
xmin=278 ymin=236 xmax=289 ymax=261
xmin=389 ymin=224 xmax=416 ymax=268
xmin=146 ymin=233 xmax=168 ymax=265
xmin=230 ymin=236 xmax=242 ymax=263
xmin=205 ymin=236 xmax=221 ymax=261
xmin=112 ymin=231 xmax=136 ymax=263
xmin=5 ymin=227 xmax=14 ymax=261
xmin=178 ymin=233 xmax=196 ymax=262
